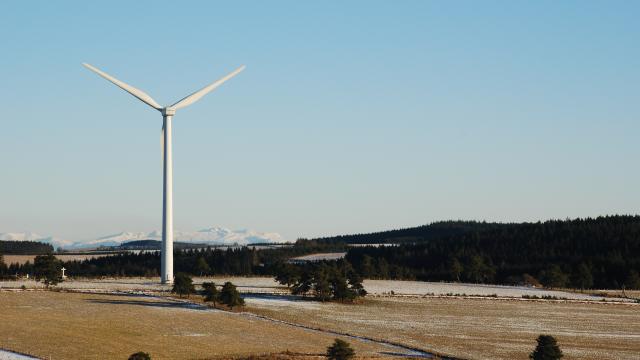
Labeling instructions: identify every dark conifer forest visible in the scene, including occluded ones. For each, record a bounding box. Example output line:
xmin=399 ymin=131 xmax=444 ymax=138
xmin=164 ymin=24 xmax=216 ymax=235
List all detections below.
xmin=0 ymin=241 xmax=53 ymax=254
xmin=344 ymin=216 xmax=640 ymax=289
xmin=1 ymin=216 xmax=639 ymax=289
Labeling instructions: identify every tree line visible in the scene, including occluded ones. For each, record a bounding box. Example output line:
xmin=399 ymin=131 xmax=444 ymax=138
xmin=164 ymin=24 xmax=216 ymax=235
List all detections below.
xmin=0 ymin=240 xmax=53 ymax=254
xmin=273 ymin=260 xmax=367 ymax=301
xmin=2 ymin=216 xmax=639 ymax=290
xmin=345 ymin=216 xmax=640 ymax=289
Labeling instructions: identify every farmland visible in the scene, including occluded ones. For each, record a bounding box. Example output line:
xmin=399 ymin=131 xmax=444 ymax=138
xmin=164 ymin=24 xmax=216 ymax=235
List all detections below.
xmin=1 ymin=277 xmax=638 ymax=359
xmin=245 ymin=295 xmax=640 ymax=360
xmin=1 ymin=277 xmax=633 ymax=302
xmin=0 ymin=291 xmax=408 ymax=360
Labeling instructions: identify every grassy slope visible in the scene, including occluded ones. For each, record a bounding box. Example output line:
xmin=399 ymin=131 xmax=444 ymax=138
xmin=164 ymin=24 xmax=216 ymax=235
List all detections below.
xmin=0 ymin=291 xmax=391 ymax=360
xmin=245 ymin=296 xmax=640 ymax=360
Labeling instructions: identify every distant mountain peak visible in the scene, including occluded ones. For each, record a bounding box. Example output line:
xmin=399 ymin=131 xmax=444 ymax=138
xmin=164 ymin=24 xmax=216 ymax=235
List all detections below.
xmin=0 ymin=232 xmax=74 ymax=249
xmin=1 ymin=227 xmax=287 ymax=249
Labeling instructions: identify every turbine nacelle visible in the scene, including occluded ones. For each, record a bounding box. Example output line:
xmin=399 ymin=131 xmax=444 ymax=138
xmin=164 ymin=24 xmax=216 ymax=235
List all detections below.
xmin=162 ymin=107 xmax=176 ymax=117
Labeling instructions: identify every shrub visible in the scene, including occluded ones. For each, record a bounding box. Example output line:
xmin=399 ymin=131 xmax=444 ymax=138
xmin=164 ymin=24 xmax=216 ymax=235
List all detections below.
xmin=202 ymin=282 xmax=219 ymax=306
xmin=541 ymin=265 xmax=569 ymax=289
xmin=172 ymin=273 xmax=195 ymax=298
xmin=128 ymin=351 xmax=151 ymax=360
xmin=327 ymin=339 xmax=355 ymax=360
xmin=219 ymin=282 xmax=244 ymax=309
xmin=530 ymin=335 xmax=563 ymax=360
xmin=33 ymin=253 xmax=63 ymax=287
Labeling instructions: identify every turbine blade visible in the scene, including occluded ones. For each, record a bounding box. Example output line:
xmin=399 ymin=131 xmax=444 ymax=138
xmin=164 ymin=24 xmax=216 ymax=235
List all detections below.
xmin=83 ymin=63 xmax=162 ymax=110
xmin=170 ymin=65 xmax=245 ymax=110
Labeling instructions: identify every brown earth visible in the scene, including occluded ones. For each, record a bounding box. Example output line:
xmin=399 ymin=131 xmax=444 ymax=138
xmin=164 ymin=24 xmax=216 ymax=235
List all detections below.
xmin=0 ymin=291 xmax=403 ymax=360
xmin=245 ymin=296 xmax=640 ymax=360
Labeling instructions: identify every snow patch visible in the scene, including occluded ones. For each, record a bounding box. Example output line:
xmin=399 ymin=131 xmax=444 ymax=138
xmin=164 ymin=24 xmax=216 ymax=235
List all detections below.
xmin=1 ymin=227 xmax=286 ymax=250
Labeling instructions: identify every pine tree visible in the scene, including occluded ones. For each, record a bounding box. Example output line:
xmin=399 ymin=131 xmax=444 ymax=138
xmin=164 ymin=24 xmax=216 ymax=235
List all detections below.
xmin=347 ymin=271 xmax=367 ymax=297
xmin=359 ymin=255 xmax=375 ymax=278
xmin=327 ymin=339 xmax=355 ymax=360
xmin=0 ymin=252 xmax=6 ymax=275
xmin=313 ymin=267 xmax=332 ymax=301
xmin=275 ymin=262 xmax=301 ymax=288
xmin=464 ymin=255 xmax=495 ymax=283
xmin=195 ymin=257 xmax=211 ymax=276
xmin=202 ymin=282 xmax=219 ymax=306
xmin=128 ymin=351 xmax=151 ymax=360
xmin=530 ymin=335 xmax=563 ymax=360
xmin=625 ymin=270 xmax=640 ymax=290
xmin=33 ymin=253 xmax=62 ymax=287
xmin=172 ymin=273 xmax=195 ymax=298
xmin=572 ymin=263 xmax=593 ymax=291
xmin=219 ymin=281 xmax=244 ymax=309
xmin=448 ymin=256 xmax=463 ymax=282
xmin=292 ymin=268 xmax=313 ymax=296
xmin=331 ymin=273 xmax=353 ymax=301
xmin=542 ymin=265 xmax=569 ymax=289
xmin=376 ymin=258 xmax=390 ymax=278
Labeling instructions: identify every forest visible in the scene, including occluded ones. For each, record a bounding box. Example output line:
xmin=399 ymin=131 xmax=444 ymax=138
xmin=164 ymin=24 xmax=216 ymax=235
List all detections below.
xmin=0 ymin=240 xmax=53 ymax=254
xmin=1 ymin=216 xmax=639 ymax=289
xmin=344 ymin=216 xmax=640 ymax=289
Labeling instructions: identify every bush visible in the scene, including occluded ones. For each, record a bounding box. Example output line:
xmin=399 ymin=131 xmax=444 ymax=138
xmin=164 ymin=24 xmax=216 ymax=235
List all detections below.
xmin=219 ymin=281 xmax=245 ymax=309
xmin=530 ymin=335 xmax=563 ymax=360
xmin=541 ymin=265 xmax=569 ymax=289
xmin=128 ymin=351 xmax=151 ymax=360
xmin=327 ymin=339 xmax=355 ymax=360
xmin=625 ymin=270 xmax=640 ymax=290
xmin=33 ymin=253 xmax=63 ymax=287
xmin=172 ymin=273 xmax=195 ymax=298
xmin=202 ymin=282 xmax=219 ymax=306
xmin=276 ymin=261 xmax=367 ymax=302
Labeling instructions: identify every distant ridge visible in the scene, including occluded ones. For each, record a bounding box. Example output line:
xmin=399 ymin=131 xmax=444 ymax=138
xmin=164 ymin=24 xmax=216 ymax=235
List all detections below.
xmin=0 ymin=226 xmax=286 ymax=250
xmin=111 ymin=240 xmax=208 ymax=250
xmin=309 ymin=220 xmax=511 ymax=244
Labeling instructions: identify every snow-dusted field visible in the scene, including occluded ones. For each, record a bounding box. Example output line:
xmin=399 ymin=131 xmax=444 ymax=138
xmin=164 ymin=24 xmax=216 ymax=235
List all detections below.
xmin=245 ymin=296 xmax=640 ymax=360
xmin=0 ymin=291 xmax=398 ymax=360
xmin=1 ymin=277 xmax=632 ymax=302
xmin=362 ymin=280 xmax=623 ymax=302
xmin=243 ymin=294 xmax=322 ymax=310
xmin=289 ymin=252 xmax=347 ymax=262
xmin=0 ymin=350 xmax=37 ymax=360
xmin=0 ymin=277 xmax=285 ymax=294
xmin=2 ymin=278 xmax=637 ymax=360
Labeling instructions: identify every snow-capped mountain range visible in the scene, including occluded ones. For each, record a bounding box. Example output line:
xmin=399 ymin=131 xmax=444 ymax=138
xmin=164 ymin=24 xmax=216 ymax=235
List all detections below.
xmin=0 ymin=227 xmax=286 ymax=249
xmin=0 ymin=232 xmax=75 ymax=249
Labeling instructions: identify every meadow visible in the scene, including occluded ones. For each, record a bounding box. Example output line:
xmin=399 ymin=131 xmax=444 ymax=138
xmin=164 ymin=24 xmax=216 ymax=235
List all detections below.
xmin=245 ymin=295 xmax=640 ymax=360
xmin=1 ymin=277 xmax=638 ymax=359
xmin=0 ymin=291 xmax=406 ymax=360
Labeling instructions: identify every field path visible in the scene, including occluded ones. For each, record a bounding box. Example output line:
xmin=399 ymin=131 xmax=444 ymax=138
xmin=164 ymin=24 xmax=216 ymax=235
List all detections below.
xmin=153 ymin=294 xmax=457 ymax=360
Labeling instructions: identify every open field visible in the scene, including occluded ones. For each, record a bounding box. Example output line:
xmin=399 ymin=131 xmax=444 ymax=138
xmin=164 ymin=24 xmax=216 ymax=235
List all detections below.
xmin=244 ymin=295 xmax=640 ymax=360
xmin=0 ymin=291 xmax=414 ymax=360
xmin=2 ymin=278 xmax=638 ymax=359
xmin=289 ymin=253 xmax=347 ymax=262
xmin=1 ymin=277 xmax=633 ymax=303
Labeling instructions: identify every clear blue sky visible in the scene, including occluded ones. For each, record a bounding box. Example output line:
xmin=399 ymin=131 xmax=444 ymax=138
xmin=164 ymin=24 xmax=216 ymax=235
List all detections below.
xmin=1 ymin=1 xmax=638 ymax=242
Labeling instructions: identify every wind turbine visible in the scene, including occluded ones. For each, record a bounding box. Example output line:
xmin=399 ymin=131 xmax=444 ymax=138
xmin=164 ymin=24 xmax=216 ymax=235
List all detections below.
xmin=83 ymin=62 xmax=245 ymax=284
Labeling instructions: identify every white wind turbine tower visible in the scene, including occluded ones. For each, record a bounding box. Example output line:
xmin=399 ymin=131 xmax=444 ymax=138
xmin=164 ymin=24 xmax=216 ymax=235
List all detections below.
xmin=83 ymin=63 xmax=245 ymax=284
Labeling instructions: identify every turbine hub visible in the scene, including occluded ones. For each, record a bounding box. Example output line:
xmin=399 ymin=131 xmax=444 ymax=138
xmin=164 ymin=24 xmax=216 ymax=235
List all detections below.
xmin=162 ymin=107 xmax=176 ymax=116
